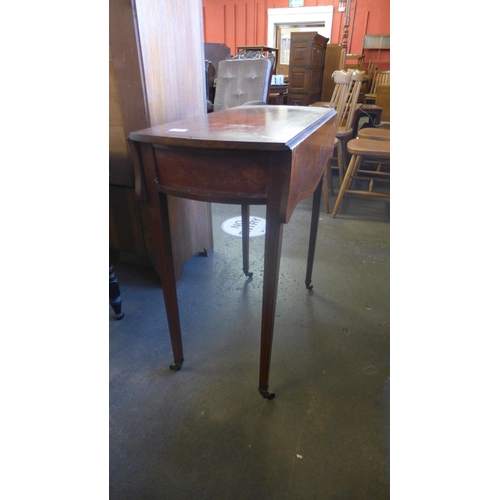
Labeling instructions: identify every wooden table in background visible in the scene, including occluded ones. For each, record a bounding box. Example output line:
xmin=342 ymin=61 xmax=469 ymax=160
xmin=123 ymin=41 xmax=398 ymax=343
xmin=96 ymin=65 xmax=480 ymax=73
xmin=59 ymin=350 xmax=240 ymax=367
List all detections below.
xmin=269 ymin=84 xmax=288 ymax=105
xmin=128 ymin=105 xmax=337 ymax=399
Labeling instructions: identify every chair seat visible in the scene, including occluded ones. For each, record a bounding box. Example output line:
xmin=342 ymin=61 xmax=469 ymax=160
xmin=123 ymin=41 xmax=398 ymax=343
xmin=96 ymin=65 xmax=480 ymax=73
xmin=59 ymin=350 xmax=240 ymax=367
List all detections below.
xmin=357 ymin=128 xmax=390 ymax=141
xmin=346 ymin=138 xmax=390 ymax=159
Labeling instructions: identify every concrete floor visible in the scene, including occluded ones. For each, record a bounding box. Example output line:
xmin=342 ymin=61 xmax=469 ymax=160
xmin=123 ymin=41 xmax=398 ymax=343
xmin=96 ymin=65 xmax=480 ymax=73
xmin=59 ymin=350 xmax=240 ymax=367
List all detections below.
xmin=109 ymin=186 xmax=390 ymax=499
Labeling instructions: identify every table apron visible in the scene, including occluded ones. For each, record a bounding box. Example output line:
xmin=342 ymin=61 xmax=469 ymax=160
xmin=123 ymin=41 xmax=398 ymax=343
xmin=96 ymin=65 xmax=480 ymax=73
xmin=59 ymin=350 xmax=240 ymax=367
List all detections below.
xmin=151 ymin=146 xmax=286 ymax=204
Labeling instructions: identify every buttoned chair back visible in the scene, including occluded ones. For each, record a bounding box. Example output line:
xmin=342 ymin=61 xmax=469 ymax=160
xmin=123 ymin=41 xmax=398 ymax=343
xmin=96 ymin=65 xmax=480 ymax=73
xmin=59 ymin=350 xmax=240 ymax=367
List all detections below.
xmin=213 ymin=56 xmax=274 ymax=112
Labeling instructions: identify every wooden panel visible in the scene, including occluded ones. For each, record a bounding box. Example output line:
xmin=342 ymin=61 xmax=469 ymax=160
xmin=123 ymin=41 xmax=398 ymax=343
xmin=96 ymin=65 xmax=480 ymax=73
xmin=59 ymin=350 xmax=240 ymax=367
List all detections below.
xmin=109 ymin=60 xmax=126 ymax=129
xmin=290 ymin=44 xmax=312 ymax=66
xmin=109 ymin=185 xmax=146 ymax=255
xmin=310 ymin=69 xmax=323 ymax=93
xmin=289 ymin=69 xmax=309 ymax=92
xmin=376 ymin=85 xmax=390 ymax=122
xmin=109 ymin=0 xmax=214 ymax=281
xmin=321 ymin=44 xmax=343 ymax=101
xmin=109 ymin=0 xmax=149 ymax=188
xmin=311 ymin=45 xmax=326 ymax=67
xmin=134 ymin=0 xmax=206 ymax=125
xmin=155 ymin=148 xmax=269 ymax=201
xmin=109 ymin=1 xmax=149 ymax=141
xmin=109 ymin=60 xmax=128 ymax=161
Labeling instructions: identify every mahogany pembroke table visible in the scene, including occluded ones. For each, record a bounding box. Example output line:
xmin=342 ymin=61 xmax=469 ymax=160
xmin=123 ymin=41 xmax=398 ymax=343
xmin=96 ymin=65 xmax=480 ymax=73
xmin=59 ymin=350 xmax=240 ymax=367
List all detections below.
xmin=128 ymin=105 xmax=337 ymax=399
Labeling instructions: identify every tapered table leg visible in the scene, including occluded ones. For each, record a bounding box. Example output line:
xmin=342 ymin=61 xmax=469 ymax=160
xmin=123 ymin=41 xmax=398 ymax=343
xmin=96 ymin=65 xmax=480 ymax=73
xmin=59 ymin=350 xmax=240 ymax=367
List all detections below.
xmin=241 ymin=204 xmax=253 ymax=277
xmin=258 ymin=182 xmax=285 ymax=400
xmin=154 ymin=192 xmax=185 ymax=371
xmin=305 ymin=177 xmax=323 ymax=291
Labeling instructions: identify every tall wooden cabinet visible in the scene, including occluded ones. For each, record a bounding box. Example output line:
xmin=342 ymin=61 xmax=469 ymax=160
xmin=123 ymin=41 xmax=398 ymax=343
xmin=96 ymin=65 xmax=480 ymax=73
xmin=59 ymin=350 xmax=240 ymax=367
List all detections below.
xmin=287 ymin=32 xmax=329 ymax=106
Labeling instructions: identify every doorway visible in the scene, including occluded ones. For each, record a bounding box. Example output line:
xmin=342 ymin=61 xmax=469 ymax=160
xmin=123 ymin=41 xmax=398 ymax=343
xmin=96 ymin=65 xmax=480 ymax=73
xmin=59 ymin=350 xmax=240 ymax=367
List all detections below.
xmin=267 ymin=7 xmax=334 ymax=77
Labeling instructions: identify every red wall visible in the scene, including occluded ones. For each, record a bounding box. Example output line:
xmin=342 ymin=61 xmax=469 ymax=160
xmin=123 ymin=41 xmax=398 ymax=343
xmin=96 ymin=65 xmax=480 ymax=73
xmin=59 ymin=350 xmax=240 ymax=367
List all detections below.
xmin=202 ymin=0 xmax=390 ymax=70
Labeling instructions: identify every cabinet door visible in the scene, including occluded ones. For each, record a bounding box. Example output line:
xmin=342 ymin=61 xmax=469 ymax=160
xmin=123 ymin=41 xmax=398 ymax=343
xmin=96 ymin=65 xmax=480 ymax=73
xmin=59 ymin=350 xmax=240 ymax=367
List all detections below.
xmin=310 ymin=69 xmax=323 ymax=94
xmin=289 ymin=43 xmax=313 ymax=67
xmin=289 ymin=68 xmax=312 ymax=93
xmin=312 ymin=44 xmax=326 ymax=68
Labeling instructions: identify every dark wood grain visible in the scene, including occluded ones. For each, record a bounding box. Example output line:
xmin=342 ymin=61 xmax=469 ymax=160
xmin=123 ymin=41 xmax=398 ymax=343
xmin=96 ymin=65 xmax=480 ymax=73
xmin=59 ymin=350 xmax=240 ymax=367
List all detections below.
xmin=128 ymin=105 xmax=335 ymax=151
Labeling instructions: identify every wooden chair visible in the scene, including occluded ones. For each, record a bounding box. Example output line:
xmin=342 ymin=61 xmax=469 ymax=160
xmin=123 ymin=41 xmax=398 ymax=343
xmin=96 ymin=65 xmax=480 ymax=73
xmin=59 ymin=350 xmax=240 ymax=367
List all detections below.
xmin=332 ymin=138 xmax=390 ymax=217
xmin=363 ymin=70 xmax=390 ymax=104
xmin=322 ymin=70 xmax=353 ymax=212
xmin=213 ymin=54 xmax=274 ymax=277
xmin=323 ymin=70 xmax=366 ymax=213
xmin=375 ymin=84 xmax=390 ymax=122
xmin=344 ymin=53 xmax=365 ymax=71
xmin=336 ymin=70 xmax=366 ymax=179
xmin=366 ymin=61 xmax=377 ymax=81
xmin=359 ymin=60 xmax=377 ymax=102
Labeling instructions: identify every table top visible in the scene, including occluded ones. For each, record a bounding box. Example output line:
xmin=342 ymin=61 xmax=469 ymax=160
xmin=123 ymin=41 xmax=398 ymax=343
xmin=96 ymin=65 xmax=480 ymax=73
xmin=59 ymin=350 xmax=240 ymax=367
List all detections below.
xmin=128 ymin=105 xmax=336 ymax=151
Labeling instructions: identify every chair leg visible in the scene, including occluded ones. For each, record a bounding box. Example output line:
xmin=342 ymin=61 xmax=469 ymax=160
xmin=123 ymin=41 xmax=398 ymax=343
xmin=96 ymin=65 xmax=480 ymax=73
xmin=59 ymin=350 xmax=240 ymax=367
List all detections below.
xmin=337 ymin=138 xmax=346 ymax=186
xmin=345 ymin=155 xmax=362 ymax=192
xmin=332 ymin=154 xmax=363 ymax=218
xmin=241 ymin=204 xmax=253 ymax=277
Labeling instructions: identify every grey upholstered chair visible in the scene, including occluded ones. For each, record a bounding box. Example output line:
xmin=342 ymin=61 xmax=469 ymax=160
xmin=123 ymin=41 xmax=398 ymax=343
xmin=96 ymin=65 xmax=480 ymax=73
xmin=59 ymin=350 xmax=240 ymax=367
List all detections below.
xmin=212 ymin=54 xmax=273 ymax=277
xmin=213 ymin=56 xmax=273 ymax=112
